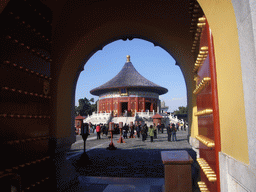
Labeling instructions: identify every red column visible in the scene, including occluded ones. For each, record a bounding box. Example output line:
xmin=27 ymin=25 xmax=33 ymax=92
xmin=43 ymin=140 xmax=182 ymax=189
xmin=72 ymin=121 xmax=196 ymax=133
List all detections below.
xmin=150 ymin=100 xmax=153 ymax=112
xmin=207 ymin=21 xmax=221 ymax=192
xmin=128 ymin=97 xmax=131 ymax=112
xmin=111 ymin=98 xmax=113 ymax=114
xmin=135 ymin=97 xmax=139 ymax=112
xmin=143 ymin=98 xmax=145 ymax=111
xmin=99 ymin=100 xmax=102 ymax=112
xmin=118 ymin=98 xmax=121 ymax=117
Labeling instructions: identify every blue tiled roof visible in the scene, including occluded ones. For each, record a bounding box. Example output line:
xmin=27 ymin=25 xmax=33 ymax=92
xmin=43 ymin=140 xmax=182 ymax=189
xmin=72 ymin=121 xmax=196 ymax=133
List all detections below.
xmin=90 ymin=61 xmax=168 ymax=96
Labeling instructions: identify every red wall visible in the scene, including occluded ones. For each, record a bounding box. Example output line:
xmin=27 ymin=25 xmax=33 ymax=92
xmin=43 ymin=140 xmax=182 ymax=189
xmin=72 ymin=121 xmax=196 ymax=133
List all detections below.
xmin=98 ymin=97 xmax=158 ymax=116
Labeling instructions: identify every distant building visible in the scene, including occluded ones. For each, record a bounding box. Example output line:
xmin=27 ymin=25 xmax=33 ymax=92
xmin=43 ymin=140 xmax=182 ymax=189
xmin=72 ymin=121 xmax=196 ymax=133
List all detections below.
xmin=90 ymin=55 xmax=168 ymax=117
xmin=160 ymin=101 xmax=169 ymax=113
xmin=84 ymin=56 xmax=181 ymax=126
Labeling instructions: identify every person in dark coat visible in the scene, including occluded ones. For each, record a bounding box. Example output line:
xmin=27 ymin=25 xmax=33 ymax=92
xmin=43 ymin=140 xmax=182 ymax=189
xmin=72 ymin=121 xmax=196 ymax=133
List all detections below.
xmin=161 ymin=123 xmax=164 ymax=133
xmin=136 ymin=124 xmax=141 ymax=138
xmin=153 ymin=123 xmax=157 ymax=139
xmin=172 ymin=123 xmax=177 ymax=141
xmin=145 ymin=124 xmax=148 ymax=139
xmin=167 ymin=124 xmax=172 ymax=141
xmin=129 ymin=124 xmax=135 ymax=138
xmin=123 ymin=123 xmax=128 ymax=139
xmin=176 ymin=122 xmax=179 ymax=131
xmin=141 ymin=125 xmax=147 ymax=142
xmin=104 ymin=124 xmax=108 ymax=136
xmin=157 ymin=123 xmax=161 ymax=134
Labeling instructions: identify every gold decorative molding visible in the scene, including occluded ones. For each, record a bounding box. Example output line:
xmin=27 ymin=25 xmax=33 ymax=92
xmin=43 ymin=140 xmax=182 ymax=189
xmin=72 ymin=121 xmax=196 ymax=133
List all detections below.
xmin=193 ymin=77 xmax=211 ymax=94
xmin=0 ymin=156 xmax=50 ymax=179
xmin=0 ymin=114 xmax=51 ymax=119
xmin=190 ymin=16 xmax=206 ymax=52
xmin=2 ymin=86 xmax=51 ymax=99
xmin=195 ymin=135 xmax=215 ymax=148
xmin=5 ymin=35 xmax=51 ymax=62
xmin=194 ymin=109 xmax=213 ymax=116
xmin=199 ymin=50 xmax=208 ymax=55
xmin=198 ymin=17 xmax=206 ymax=23
xmin=9 ymin=9 xmax=52 ymax=34
xmin=3 ymin=61 xmax=51 ymax=80
xmin=193 ymin=46 xmax=209 ymax=72
xmin=197 ymin=22 xmax=206 ymax=28
xmin=201 ymin=46 xmax=208 ymax=51
xmin=197 ymin=181 xmax=210 ymax=191
xmin=197 ymin=158 xmax=217 ymax=182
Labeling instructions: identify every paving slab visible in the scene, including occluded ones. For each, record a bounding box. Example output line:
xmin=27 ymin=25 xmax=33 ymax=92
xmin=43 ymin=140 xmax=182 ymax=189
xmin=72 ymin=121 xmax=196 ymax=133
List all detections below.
xmin=67 ymin=130 xmax=200 ymax=191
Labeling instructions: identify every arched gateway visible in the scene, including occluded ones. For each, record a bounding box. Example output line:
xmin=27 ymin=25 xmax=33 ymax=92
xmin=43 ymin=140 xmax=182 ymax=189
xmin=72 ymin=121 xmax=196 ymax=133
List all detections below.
xmin=0 ymin=0 xmax=256 ymax=192
xmin=90 ymin=55 xmax=168 ymax=117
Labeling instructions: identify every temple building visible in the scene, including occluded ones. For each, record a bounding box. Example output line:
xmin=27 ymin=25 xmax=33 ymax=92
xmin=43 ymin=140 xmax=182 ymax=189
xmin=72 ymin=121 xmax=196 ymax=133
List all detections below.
xmin=90 ymin=55 xmax=168 ymax=117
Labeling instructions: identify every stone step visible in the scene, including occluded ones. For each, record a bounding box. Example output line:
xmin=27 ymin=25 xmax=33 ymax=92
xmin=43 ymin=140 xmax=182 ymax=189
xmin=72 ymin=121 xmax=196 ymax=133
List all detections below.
xmin=76 ymin=176 xmax=165 ymax=192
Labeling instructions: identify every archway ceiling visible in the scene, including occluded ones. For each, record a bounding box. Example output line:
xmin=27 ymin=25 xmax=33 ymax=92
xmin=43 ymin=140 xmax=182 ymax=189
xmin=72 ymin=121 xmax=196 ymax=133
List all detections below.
xmin=41 ymin=0 xmax=196 ymax=68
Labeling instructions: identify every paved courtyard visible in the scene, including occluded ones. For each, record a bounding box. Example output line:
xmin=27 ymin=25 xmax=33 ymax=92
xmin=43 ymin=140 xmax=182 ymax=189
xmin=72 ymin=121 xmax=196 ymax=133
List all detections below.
xmin=66 ymin=129 xmax=200 ymax=192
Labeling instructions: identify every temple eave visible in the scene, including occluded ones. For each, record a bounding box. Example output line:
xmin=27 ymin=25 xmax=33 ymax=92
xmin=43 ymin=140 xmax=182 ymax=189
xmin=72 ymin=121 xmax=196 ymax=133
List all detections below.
xmin=90 ymin=86 xmax=168 ymax=96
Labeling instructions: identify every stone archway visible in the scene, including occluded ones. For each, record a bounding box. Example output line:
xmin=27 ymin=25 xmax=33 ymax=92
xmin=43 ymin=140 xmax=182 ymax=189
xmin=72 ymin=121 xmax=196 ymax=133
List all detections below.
xmin=1 ymin=0 xmax=255 ymax=191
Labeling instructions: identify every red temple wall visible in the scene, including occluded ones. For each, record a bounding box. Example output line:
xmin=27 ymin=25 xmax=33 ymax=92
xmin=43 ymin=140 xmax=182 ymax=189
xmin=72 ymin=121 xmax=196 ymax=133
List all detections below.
xmin=98 ymin=97 xmax=158 ymax=116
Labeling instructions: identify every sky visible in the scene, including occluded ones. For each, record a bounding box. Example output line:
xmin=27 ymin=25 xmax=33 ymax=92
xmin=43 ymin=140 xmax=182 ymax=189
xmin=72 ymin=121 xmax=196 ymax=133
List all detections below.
xmin=75 ymin=39 xmax=187 ymax=112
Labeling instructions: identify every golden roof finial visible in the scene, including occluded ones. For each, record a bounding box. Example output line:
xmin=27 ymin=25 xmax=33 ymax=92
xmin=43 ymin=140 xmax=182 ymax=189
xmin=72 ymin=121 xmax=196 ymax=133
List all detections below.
xmin=126 ymin=55 xmax=130 ymax=62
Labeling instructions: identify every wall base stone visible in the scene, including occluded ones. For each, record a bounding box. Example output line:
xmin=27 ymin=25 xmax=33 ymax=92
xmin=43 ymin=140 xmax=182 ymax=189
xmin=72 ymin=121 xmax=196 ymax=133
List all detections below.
xmin=189 ymin=137 xmax=199 ymax=158
xmin=219 ymin=152 xmax=256 ymax=192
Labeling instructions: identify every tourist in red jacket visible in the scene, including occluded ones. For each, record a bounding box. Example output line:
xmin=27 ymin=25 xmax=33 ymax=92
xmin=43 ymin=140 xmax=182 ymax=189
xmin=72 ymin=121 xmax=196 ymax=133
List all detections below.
xmin=96 ymin=124 xmax=101 ymax=139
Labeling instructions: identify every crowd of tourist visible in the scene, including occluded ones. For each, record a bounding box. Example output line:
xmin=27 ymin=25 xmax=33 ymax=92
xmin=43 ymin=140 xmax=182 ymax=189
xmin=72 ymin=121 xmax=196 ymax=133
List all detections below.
xmin=87 ymin=121 xmax=187 ymax=142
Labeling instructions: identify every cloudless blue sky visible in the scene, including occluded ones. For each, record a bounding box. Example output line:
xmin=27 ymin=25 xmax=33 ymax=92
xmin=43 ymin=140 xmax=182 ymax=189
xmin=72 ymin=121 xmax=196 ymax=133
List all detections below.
xmin=75 ymin=39 xmax=187 ymax=112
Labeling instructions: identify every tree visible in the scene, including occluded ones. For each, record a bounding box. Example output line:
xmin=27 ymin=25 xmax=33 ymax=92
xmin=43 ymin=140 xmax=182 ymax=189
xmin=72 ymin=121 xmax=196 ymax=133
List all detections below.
xmin=89 ymin=98 xmax=94 ymax=103
xmin=173 ymin=106 xmax=187 ymax=115
xmin=75 ymin=97 xmax=96 ymax=116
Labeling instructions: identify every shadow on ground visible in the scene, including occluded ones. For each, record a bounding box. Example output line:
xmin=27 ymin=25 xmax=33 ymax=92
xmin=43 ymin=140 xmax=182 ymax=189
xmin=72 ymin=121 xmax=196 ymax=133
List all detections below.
xmin=71 ymin=147 xmax=200 ymax=191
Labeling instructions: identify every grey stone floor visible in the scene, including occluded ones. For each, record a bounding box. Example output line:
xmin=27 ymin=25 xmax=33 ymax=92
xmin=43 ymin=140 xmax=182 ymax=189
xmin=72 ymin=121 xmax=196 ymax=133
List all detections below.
xmin=65 ymin=129 xmax=200 ymax=192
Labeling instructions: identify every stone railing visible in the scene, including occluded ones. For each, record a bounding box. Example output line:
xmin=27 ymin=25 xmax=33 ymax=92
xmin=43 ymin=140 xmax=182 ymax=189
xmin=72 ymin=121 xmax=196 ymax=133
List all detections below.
xmin=84 ymin=111 xmax=112 ymax=124
xmin=135 ymin=110 xmax=155 ymax=117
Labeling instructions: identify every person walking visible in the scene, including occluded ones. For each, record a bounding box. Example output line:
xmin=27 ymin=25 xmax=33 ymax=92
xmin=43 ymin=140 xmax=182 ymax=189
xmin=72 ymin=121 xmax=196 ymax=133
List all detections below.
xmin=129 ymin=124 xmax=135 ymax=138
xmin=145 ymin=124 xmax=148 ymax=139
xmin=104 ymin=124 xmax=108 ymax=136
xmin=88 ymin=122 xmax=92 ymax=133
xmin=172 ymin=123 xmax=177 ymax=141
xmin=136 ymin=123 xmax=141 ymax=138
xmin=176 ymin=122 xmax=179 ymax=131
xmin=157 ymin=123 xmax=161 ymax=134
xmin=149 ymin=125 xmax=155 ymax=142
xmin=167 ymin=124 xmax=172 ymax=141
xmin=96 ymin=124 xmax=101 ymax=139
xmin=123 ymin=123 xmax=128 ymax=139
xmin=161 ymin=123 xmax=164 ymax=133
xmin=153 ymin=123 xmax=157 ymax=139
xmin=92 ymin=124 xmax=95 ymax=133
xmin=141 ymin=125 xmax=146 ymax=142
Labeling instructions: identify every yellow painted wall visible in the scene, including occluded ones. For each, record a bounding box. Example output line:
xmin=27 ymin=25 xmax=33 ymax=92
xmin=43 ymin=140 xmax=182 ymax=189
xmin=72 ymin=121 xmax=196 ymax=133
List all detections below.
xmin=198 ymin=0 xmax=249 ymax=164
xmin=191 ymin=101 xmax=198 ymax=138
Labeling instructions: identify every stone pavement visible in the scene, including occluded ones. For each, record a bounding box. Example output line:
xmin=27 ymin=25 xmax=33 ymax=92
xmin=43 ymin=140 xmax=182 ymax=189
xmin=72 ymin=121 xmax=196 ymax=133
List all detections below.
xmin=66 ymin=129 xmax=200 ymax=192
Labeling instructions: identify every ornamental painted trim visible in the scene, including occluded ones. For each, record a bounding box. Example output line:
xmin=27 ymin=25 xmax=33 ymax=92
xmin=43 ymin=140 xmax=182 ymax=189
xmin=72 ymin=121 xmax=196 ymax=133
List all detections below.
xmin=99 ymin=90 xmax=159 ymax=100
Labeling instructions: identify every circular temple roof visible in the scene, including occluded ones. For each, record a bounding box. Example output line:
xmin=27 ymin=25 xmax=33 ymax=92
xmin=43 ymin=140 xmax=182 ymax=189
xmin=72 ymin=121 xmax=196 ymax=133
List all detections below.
xmin=90 ymin=56 xmax=168 ymax=96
